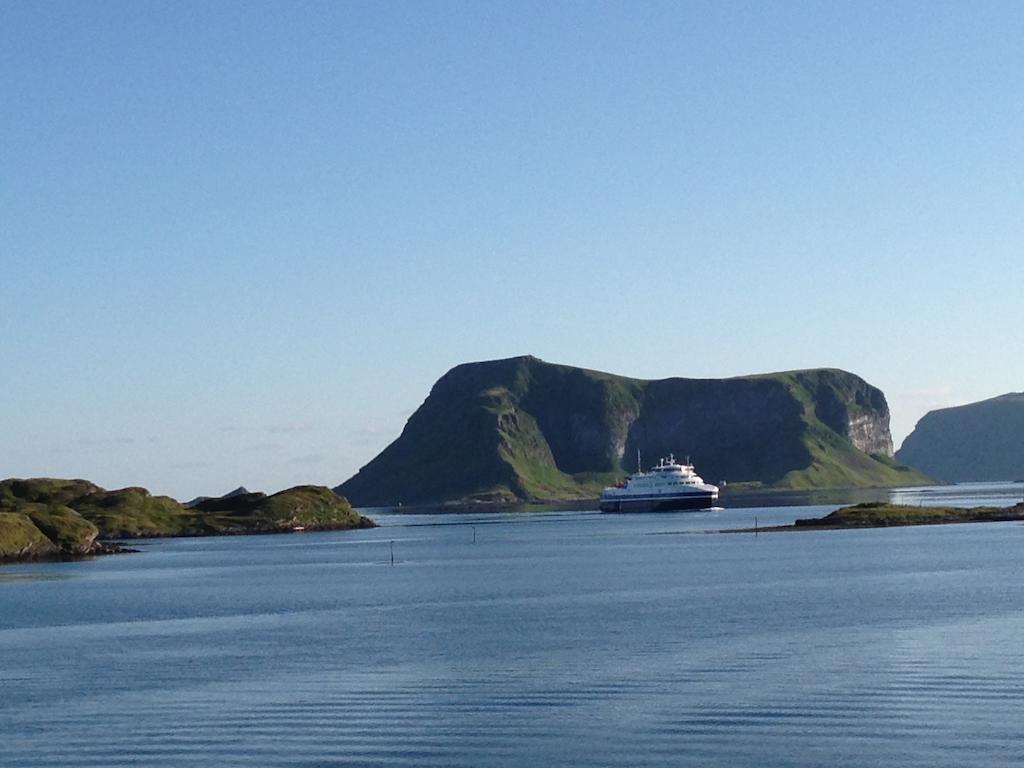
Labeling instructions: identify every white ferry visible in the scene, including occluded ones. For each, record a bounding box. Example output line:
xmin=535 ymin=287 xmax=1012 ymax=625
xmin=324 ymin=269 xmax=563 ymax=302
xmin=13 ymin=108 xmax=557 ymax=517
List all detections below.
xmin=600 ymin=454 xmax=718 ymax=513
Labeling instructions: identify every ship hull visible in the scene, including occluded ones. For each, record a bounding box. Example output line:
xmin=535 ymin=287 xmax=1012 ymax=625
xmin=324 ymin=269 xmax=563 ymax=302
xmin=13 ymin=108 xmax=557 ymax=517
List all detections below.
xmin=599 ymin=492 xmax=717 ymax=513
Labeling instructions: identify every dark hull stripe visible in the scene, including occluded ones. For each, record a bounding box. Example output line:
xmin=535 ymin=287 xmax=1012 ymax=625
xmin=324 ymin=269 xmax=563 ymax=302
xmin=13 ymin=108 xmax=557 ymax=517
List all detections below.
xmin=600 ymin=493 xmax=718 ymax=513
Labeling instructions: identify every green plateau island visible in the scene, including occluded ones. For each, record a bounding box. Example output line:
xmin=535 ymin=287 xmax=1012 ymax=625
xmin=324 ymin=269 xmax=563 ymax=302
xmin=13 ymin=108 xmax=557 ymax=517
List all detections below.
xmin=0 ymin=479 xmax=373 ymax=562
xmin=337 ymin=355 xmax=930 ymax=506
xmin=896 ymin=393 xmax=1024 ymax=482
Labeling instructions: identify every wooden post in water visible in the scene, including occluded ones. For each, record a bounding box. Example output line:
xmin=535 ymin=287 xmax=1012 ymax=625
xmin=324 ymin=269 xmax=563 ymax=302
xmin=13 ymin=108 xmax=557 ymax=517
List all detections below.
xmin=472 ymin=526 xmax=477 ymax=544
xmin=390 ymin=540 xmax=394 ymax=566
xmin=754 ymin=516 xmax=758 ymax=537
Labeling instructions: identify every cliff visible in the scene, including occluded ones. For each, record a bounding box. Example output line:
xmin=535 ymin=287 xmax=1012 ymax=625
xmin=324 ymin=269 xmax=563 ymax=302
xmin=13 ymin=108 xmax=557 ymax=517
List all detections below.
xmin=0 ymin=479 xmax=374 ymax=562
xmin=896 ymin=393 xmax=1024 ymax=481
xmin=336 ymin=356 xmax=928 ymax=506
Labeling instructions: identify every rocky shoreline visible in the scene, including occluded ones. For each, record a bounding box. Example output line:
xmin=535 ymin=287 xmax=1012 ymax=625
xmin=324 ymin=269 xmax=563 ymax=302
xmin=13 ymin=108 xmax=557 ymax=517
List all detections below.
xmin=0 ymin=540 xmax=139 ymax=565
xmin=727 ymin=502 xmax=1024 ymax=534
xmin=0 ymin=479 xmax=375 ymax=565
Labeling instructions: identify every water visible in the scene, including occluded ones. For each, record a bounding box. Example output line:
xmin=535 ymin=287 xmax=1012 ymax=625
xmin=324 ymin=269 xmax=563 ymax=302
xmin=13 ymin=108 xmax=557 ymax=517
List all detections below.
xmin=2 ymin=485 xmax=1024 ymax=766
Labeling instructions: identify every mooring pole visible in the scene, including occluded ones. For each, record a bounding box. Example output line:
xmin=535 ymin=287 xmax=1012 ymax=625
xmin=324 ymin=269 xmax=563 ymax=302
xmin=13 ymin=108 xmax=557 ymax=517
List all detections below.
xmin=472 ymin=526 xmax=477 ymax=544
xmin=390 ymin=540 xmax=394 ymax=566
xmin=754 ymin=516 xmax=758 ymax=537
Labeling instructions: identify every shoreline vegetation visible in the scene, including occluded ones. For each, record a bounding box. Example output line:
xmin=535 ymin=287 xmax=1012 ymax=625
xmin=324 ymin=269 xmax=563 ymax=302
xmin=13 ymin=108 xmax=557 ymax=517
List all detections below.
xmin=0 ymin=478 xmax=374 ymax=565
xmin=728 ymin=502 xmax=1024 ymax=534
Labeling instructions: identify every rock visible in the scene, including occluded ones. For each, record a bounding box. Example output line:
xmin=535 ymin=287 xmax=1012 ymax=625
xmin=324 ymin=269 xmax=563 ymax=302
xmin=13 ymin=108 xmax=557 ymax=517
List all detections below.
xmin=336 ymin=356 xmax=929 ymax=506
xmin=26 ymin=505 xmax=99 ymax=554
xmin=0 ymin=512 xmax=60 ymax=560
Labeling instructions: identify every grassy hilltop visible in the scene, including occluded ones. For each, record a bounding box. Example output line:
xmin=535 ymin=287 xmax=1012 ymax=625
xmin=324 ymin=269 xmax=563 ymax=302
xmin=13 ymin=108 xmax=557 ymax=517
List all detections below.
xmin=337 ymin=356 xmax=929 ymax=506
xmin=0 ymin=479 xmax=373 ymax=562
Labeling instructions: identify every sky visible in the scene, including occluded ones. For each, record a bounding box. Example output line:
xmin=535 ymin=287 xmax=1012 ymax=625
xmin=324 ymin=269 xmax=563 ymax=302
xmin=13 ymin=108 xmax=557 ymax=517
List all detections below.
xmin=3 ymin=1 xmax=1023 ymax=500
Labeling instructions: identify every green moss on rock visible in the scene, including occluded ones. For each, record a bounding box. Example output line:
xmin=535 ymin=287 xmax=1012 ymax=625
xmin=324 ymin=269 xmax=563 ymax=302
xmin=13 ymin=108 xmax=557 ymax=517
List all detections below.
xmin=26 ymin=505 xmax=99 ymax=554
xmin=0 ymin=512 xmax=60 ymax=560
xmin=193 ymin=485 xmax=374 ymax=532
xmin=71 ymin=487 xmax=202 ymax=538
xmin=0 ymin=478 xmax=102 ymax=510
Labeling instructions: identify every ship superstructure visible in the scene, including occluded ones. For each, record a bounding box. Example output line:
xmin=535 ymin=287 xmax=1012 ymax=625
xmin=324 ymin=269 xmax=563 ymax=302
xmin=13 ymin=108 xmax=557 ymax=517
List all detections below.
xmin=600 ymin=454 xmax=718 ymax=513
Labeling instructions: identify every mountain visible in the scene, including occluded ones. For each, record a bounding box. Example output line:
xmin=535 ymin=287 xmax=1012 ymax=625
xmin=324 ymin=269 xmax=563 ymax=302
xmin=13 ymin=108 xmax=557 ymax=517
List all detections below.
xmin=0 ymin=479 xmax=374 ymax=560
xmin=336 ymin=356 xmax=928 ymax=506
xmin=896 ymin=393 xmax=1024 ymax=481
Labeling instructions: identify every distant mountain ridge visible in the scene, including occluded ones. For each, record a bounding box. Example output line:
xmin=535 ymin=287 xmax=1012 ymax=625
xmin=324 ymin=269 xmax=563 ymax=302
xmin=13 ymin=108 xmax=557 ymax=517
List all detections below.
xmin=336 ymin=356 xmax=928 ymax=506
xmin=896 ymin=393 xmax=1024 ymax=481
xmin=185 ymin=486 xmax=251 ymax=508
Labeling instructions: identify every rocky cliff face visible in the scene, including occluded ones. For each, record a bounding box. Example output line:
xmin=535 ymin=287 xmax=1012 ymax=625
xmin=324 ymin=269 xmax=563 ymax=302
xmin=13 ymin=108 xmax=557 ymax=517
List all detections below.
xmin=336 ymin=356 xmax=921 ymax=506
xmin=896 ymin=393 xmax=1024 ymax=481
xmin=805 ymin=368 xmax=894 ymax=456
xmin=847 ymin=413 xmax=893 ymax=456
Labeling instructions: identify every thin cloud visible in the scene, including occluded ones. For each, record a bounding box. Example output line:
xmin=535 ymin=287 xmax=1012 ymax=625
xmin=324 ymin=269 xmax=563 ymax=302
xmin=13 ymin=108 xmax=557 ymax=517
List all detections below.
xmin=170 ymin=460 xmax=211 ymax=470
xmin=289 ymin=453 xmax=327 ymax=466
xmin=897 ymin=386 xmax=955 ymax=401
xmin=347 ymin=426 xmax=397 ymax=447
xmin=265 ymin=422 xmax=315 ymax=435
xmin=244 ymin=442 xmax=283 ymax=453
xmin=74 ymin=436 xmax=136 ymax=447
xmin=220 ymin=422 xmax=316 ymax=435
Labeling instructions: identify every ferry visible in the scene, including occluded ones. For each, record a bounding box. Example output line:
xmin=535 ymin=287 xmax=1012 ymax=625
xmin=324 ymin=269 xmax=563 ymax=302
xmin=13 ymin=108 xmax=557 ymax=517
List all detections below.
xmin=600 ymin=454 xmax=718 ymax=513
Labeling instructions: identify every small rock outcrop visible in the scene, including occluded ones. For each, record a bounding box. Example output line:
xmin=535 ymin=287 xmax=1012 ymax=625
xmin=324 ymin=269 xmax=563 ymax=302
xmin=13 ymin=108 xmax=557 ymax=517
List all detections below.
xmin=0 ymin=490 xmax=102 ymax=561
xmin=25 ymin=505 xmax=100 ymax=554
xmin=0 ymin=511 xmax=61 ymax=560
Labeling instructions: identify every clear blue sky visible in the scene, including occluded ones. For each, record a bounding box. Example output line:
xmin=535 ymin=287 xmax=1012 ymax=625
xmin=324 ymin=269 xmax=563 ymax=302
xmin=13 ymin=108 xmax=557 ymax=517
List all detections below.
xmin=3 ymin=1 xmax=1022 ymax=499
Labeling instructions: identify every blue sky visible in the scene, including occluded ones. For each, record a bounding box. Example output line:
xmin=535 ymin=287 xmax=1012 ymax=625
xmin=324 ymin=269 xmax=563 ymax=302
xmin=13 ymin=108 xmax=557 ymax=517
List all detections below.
xmin=3 ymin=1 xmax=1023 ymax=499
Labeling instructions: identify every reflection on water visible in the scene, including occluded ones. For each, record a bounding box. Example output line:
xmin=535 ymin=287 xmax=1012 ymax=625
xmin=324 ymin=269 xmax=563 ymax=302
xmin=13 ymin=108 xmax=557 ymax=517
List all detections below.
xmin=890 ymin=481 xmax=1024 ymax=508
xmin=362 ymin=482 xmax=1024 ymax=518
xmin=723 ymin=481 xmax=1024 ymax=511
xmin=2 ymin=483 xmax=1023 ymax=767
xmin=720 ymin=486 xmax=891 ymax=509
xmin=0 ymin=571 xmax=73 ymax=583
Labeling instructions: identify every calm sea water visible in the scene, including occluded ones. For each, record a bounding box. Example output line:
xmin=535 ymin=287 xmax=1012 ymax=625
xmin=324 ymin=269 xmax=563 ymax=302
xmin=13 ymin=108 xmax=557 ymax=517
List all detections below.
xmin=2 ymin=484 xmax=1024 ymax=767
